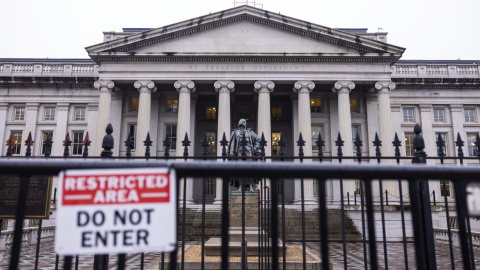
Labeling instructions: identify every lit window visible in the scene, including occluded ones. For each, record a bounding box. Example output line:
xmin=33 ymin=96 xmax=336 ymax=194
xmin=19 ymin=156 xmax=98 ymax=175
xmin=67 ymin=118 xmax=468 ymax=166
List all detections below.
xmin=72 ymin=132 xmax=84 ymax=155
xmin=435 ymin=133 xmax=447 ymax=156
xmin=167 ymin=98 xmax=178 ymax=112
xmin=404 ymin=133 xmax=415 ymax=156
xmin=465 ymin=109 xmax=476 ymax=123
xmin=206 ymin=107 xmax=216 ymax=120
xmin=129 ymin=97 xmax=139 ymax=112
xmin=440 ymin=181 xmax=451 ymax=197
xmin=166 ymin=124 xmax=177 ymax=150
xmin=44 ymin=107 xmax=55 ymax=121
xmin=350 ymin=98 xmax=359 ymax=113
xmin=206 ymin=131 xmax=216 ymax=156
xmin=129 ymin=124 xmax=137 ymax=149
xmin=467 ymin=133 xmax=478 ymax=157
xmin=14 ymin=107 xmax=25 ymax=121
xmin=433 ymin=108 xmax=445 ymax=122
xmin=272 ymin=107 xmax=282 ymax=120
xmin=310 ymin=98 xmax=322 ymax=113
xmin=74 ymin=107 xmax=86 ymax=121
xmin=271 ymin=132 xmax=281 ymax=156
xmin=403 ymin=108 xmax=414 ymax=122
xmin=41 ymin=131 xmax=53 ymax=155
xmin=11 ymin=131 xmax=22 ymax=154
xmin=311 ymin=125 xmax=323 ymax=150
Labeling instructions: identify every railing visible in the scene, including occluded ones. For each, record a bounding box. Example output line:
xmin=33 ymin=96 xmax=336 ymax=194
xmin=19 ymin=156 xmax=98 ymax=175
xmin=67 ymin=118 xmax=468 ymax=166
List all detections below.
xmin=395 ymin=65 xmax=418 ymax=74
xmin=427 ymin=65 xmax=448 ymax=74
xmin=72 ymin=64 xmax=95 ymax=73
xmin=43 ymin=65 xmax=64 ymax=73
xmin=12 ymin=64 xmax=34 ymax=73
xmin=457 ymin=65 xmax=478 ymax=75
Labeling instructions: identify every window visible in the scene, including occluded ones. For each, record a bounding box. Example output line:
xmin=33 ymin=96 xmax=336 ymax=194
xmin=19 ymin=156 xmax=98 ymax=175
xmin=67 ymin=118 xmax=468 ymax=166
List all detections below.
xmin=167 ymin=98 xmax=178 ymax=112
xmin=41 ymin=131 xmax=53 ymax=155
xmin=440 ymin=181 xmax=451 ymax=197
xmin=403 ymin=108 xmax=414 ymax=122
xmin=313 ymin=179 xmax=318 ymax=197
xmin=129 ymin=124 xmax=137 ymax=149
xmin=14 ymin=107 xmax=25 ymax=121
xmin=72 ymin=132 xmax=84 ymax=155
xmin=312 ymin=125 xmax=324 ymax=150
xmin=435 ymin=133 xmax=447 ymax=156
xmin=206 ymin=107 xmax=216 ymax=120
xmin=272 ymin=132 xmax=281 ymax=156
xmin=310 ymin=98 xmax=322 ymax=113
xmin=44 ymin=107 xmax=55 ymax=121
xmin=11 ymin=132 xmax=22 ymax=155
xmin=129 ymin=97 xmax=139 ymax=112
xmin=465 ymin=109 xmax=476 ymax=123
xmin=206 ymin=131 xmax=216 ymax=156
xmin=204 ymin=178 xmax=216 ymax=196
xmin=74 ymin=107 xmax=86 ymax=121
xmin=272 ymin=107 xmax=282 ymax=120
xmin=350 ymin=98 xmax=359 ymax=113
xmin=405 ymin=133 xmax=415 ymax=156
xmin=433 ymin=108 xmax=445 ymax=122
xmin=352 ymin=125 xmax=361 ymax=151
xmin=165 ymin=124 xmax=177 ymax=150
xmin=467 ymin=133 xmax=478 ymax=157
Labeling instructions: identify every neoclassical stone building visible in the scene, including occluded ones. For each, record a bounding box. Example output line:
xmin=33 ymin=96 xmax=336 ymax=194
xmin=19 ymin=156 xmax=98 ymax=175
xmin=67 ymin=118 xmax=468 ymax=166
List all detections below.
xmin=1 ymin=5 xmax=479 ymax=205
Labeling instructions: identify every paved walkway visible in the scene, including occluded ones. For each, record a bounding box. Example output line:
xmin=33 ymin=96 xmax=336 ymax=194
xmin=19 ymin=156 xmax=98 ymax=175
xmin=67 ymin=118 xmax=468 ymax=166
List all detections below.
xmin=1 ymin=239 xmax=479 ymax=269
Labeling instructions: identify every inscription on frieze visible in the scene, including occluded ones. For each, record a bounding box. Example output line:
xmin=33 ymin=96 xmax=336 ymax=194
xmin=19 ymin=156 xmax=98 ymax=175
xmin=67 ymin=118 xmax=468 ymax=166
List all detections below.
xmin=185 ymin=64 xmax=309 ymax=72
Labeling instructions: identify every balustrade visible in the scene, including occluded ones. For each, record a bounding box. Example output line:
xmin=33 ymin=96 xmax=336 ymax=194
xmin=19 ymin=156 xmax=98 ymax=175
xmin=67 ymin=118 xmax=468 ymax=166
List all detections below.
xmin=42 ymin=64 xmax=64 ymax=73
xmin=427 ymin=65 xmax=448 ymax=74
xmin=72 ymin=64 xmax=94 ymax=73
xmin=395 ymin=65 xmax=418 ymax=74
xmin=13 ymin=65 xmax=34 ymax=73
xmin=0 ymin=65 xmax=4 ymax=72
xmin=457 ymin=65 xmax=478 ymax=75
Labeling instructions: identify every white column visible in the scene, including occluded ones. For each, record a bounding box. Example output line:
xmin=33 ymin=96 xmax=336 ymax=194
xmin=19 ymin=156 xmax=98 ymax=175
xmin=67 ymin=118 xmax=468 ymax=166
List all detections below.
xmin=134 ymin=81 xmax=156 ymax=157
xmin=293 ymin=81 xmax=315 ymax=202
xmin=375 ymin=81 xmax=397 ymax=198
xmin=366 ymin=93 xmax=379 ymax=161
xmin=419 ymin=105 xmax=436 ymax=164
xmin=215 ymin=80 xmax=235 ymax=154
xmin=86 ymin=104 xmax=99 ymax=153
xmin=94 ymin=80 xmax=115 ymax=156
xmin=174 ymin=81 xmax=196 ymax=156
xmin=53 ymin=103 xmax=70 ymax=156
xmin=255 ymin=81 xmax=275 ymax=156
xmin=376 ymin=81 xmax=396 ymax=158
xmin=0 ymin=103 xmax=8 ymax=155
xmin=110 ymin=91 xmax=124 ymax=157
xmin=332 ymin=81 xmax=355 ymax=195
xmin=450 ymin=105 xmax=464 ymax=165
xmin=214 ymin=81 xmax=235 ymax=204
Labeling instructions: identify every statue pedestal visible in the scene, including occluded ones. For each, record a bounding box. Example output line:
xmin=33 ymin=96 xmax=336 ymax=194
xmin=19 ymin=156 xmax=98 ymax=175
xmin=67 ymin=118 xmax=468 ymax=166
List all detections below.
xmin=230 ymin=191 xmax=258 ymax=227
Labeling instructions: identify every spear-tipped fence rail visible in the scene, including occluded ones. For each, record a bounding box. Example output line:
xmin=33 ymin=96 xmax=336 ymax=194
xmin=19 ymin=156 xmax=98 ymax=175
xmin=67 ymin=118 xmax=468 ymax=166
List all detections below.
xmin=1 ymin=123 xmax=480 ymax=270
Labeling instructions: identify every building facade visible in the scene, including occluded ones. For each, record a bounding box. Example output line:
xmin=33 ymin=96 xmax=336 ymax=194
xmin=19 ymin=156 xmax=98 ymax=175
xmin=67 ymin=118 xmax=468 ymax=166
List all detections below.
xmin=1 ymin=5 xmax=479 ymax=206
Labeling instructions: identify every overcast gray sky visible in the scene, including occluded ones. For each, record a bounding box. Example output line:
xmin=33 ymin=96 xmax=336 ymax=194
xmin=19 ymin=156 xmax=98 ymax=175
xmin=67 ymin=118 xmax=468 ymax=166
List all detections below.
xmin=1 ymin=0 xmax=478 ymax=60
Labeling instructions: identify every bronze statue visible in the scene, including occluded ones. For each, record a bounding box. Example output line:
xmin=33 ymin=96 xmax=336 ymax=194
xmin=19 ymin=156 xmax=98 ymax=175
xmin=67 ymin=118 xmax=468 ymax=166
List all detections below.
xmin=227 ymin=119 xmax=261 ymax=191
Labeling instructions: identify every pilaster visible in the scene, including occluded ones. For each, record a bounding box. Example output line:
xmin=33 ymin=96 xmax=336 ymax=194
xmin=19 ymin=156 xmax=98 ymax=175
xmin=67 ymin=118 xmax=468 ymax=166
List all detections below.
xmin=419 ymin=104 xmax=435 ymax=164
xmin=53 ymin=103 xmax=70 ymax=156
xmin=0 ymin=103 xmax=8 ymax=155
xmin=450 ymin=104 xmax=464 ymax=164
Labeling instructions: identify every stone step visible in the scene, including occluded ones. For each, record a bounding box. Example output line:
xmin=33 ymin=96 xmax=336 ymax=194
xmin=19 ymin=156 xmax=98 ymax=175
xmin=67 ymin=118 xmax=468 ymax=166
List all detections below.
xmin=205 ymin=237 xmax=284 ymax=257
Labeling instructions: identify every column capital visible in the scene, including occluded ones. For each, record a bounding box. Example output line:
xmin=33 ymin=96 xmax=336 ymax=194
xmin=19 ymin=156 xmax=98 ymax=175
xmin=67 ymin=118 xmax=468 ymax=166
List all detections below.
xmin=254 ymin=81 xmax=275 ymax=93
xmin=214 ymin=80 xmax=235 ymax=93
xmin=174 ymin=80 xmax=196 ymax=93
xmin=293 ymin=81 xmax=315 ymax=94
xmin=134 ymin=80 xmax=157 ymax=93
xmin=332 ymin=81 xmax=355 ymax=94
xmin=449 ymin=104 xmax=463 ymax=112
xmin=375 ymin=81 xmax=396 ymax=94
xmin=419 ymin=104 xmax=432 ymax=112
xmin=0 ymin=103 xmax=8 ymax=110
xmin=94 ymin=80 xmax=115 ymax=93
xmin=26 ymin=103 xmax=39 ymax=111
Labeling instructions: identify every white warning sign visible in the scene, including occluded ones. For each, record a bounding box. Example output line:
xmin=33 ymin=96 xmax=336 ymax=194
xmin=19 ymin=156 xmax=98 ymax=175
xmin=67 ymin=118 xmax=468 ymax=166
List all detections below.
xmin=54 ymin=168 xmax=176 ymax=255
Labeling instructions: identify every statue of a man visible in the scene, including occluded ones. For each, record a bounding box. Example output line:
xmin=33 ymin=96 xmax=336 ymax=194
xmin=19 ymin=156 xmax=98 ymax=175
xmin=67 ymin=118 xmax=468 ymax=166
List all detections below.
xmin=227 ymin=119 xmax=261 ymax=157
xmin=227 ymin=119 xmax=261 ymax=191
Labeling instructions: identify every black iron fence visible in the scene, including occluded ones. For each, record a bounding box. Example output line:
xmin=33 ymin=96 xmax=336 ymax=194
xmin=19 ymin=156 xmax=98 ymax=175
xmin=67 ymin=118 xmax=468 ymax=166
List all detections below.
xmin=0 ymin=123 xmax=480 ymax=270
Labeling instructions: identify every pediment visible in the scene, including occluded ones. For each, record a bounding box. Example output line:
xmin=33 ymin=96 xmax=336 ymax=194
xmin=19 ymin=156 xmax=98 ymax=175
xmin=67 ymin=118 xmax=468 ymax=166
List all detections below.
xmin=87 ymin=5 xmax=404 ymax=62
